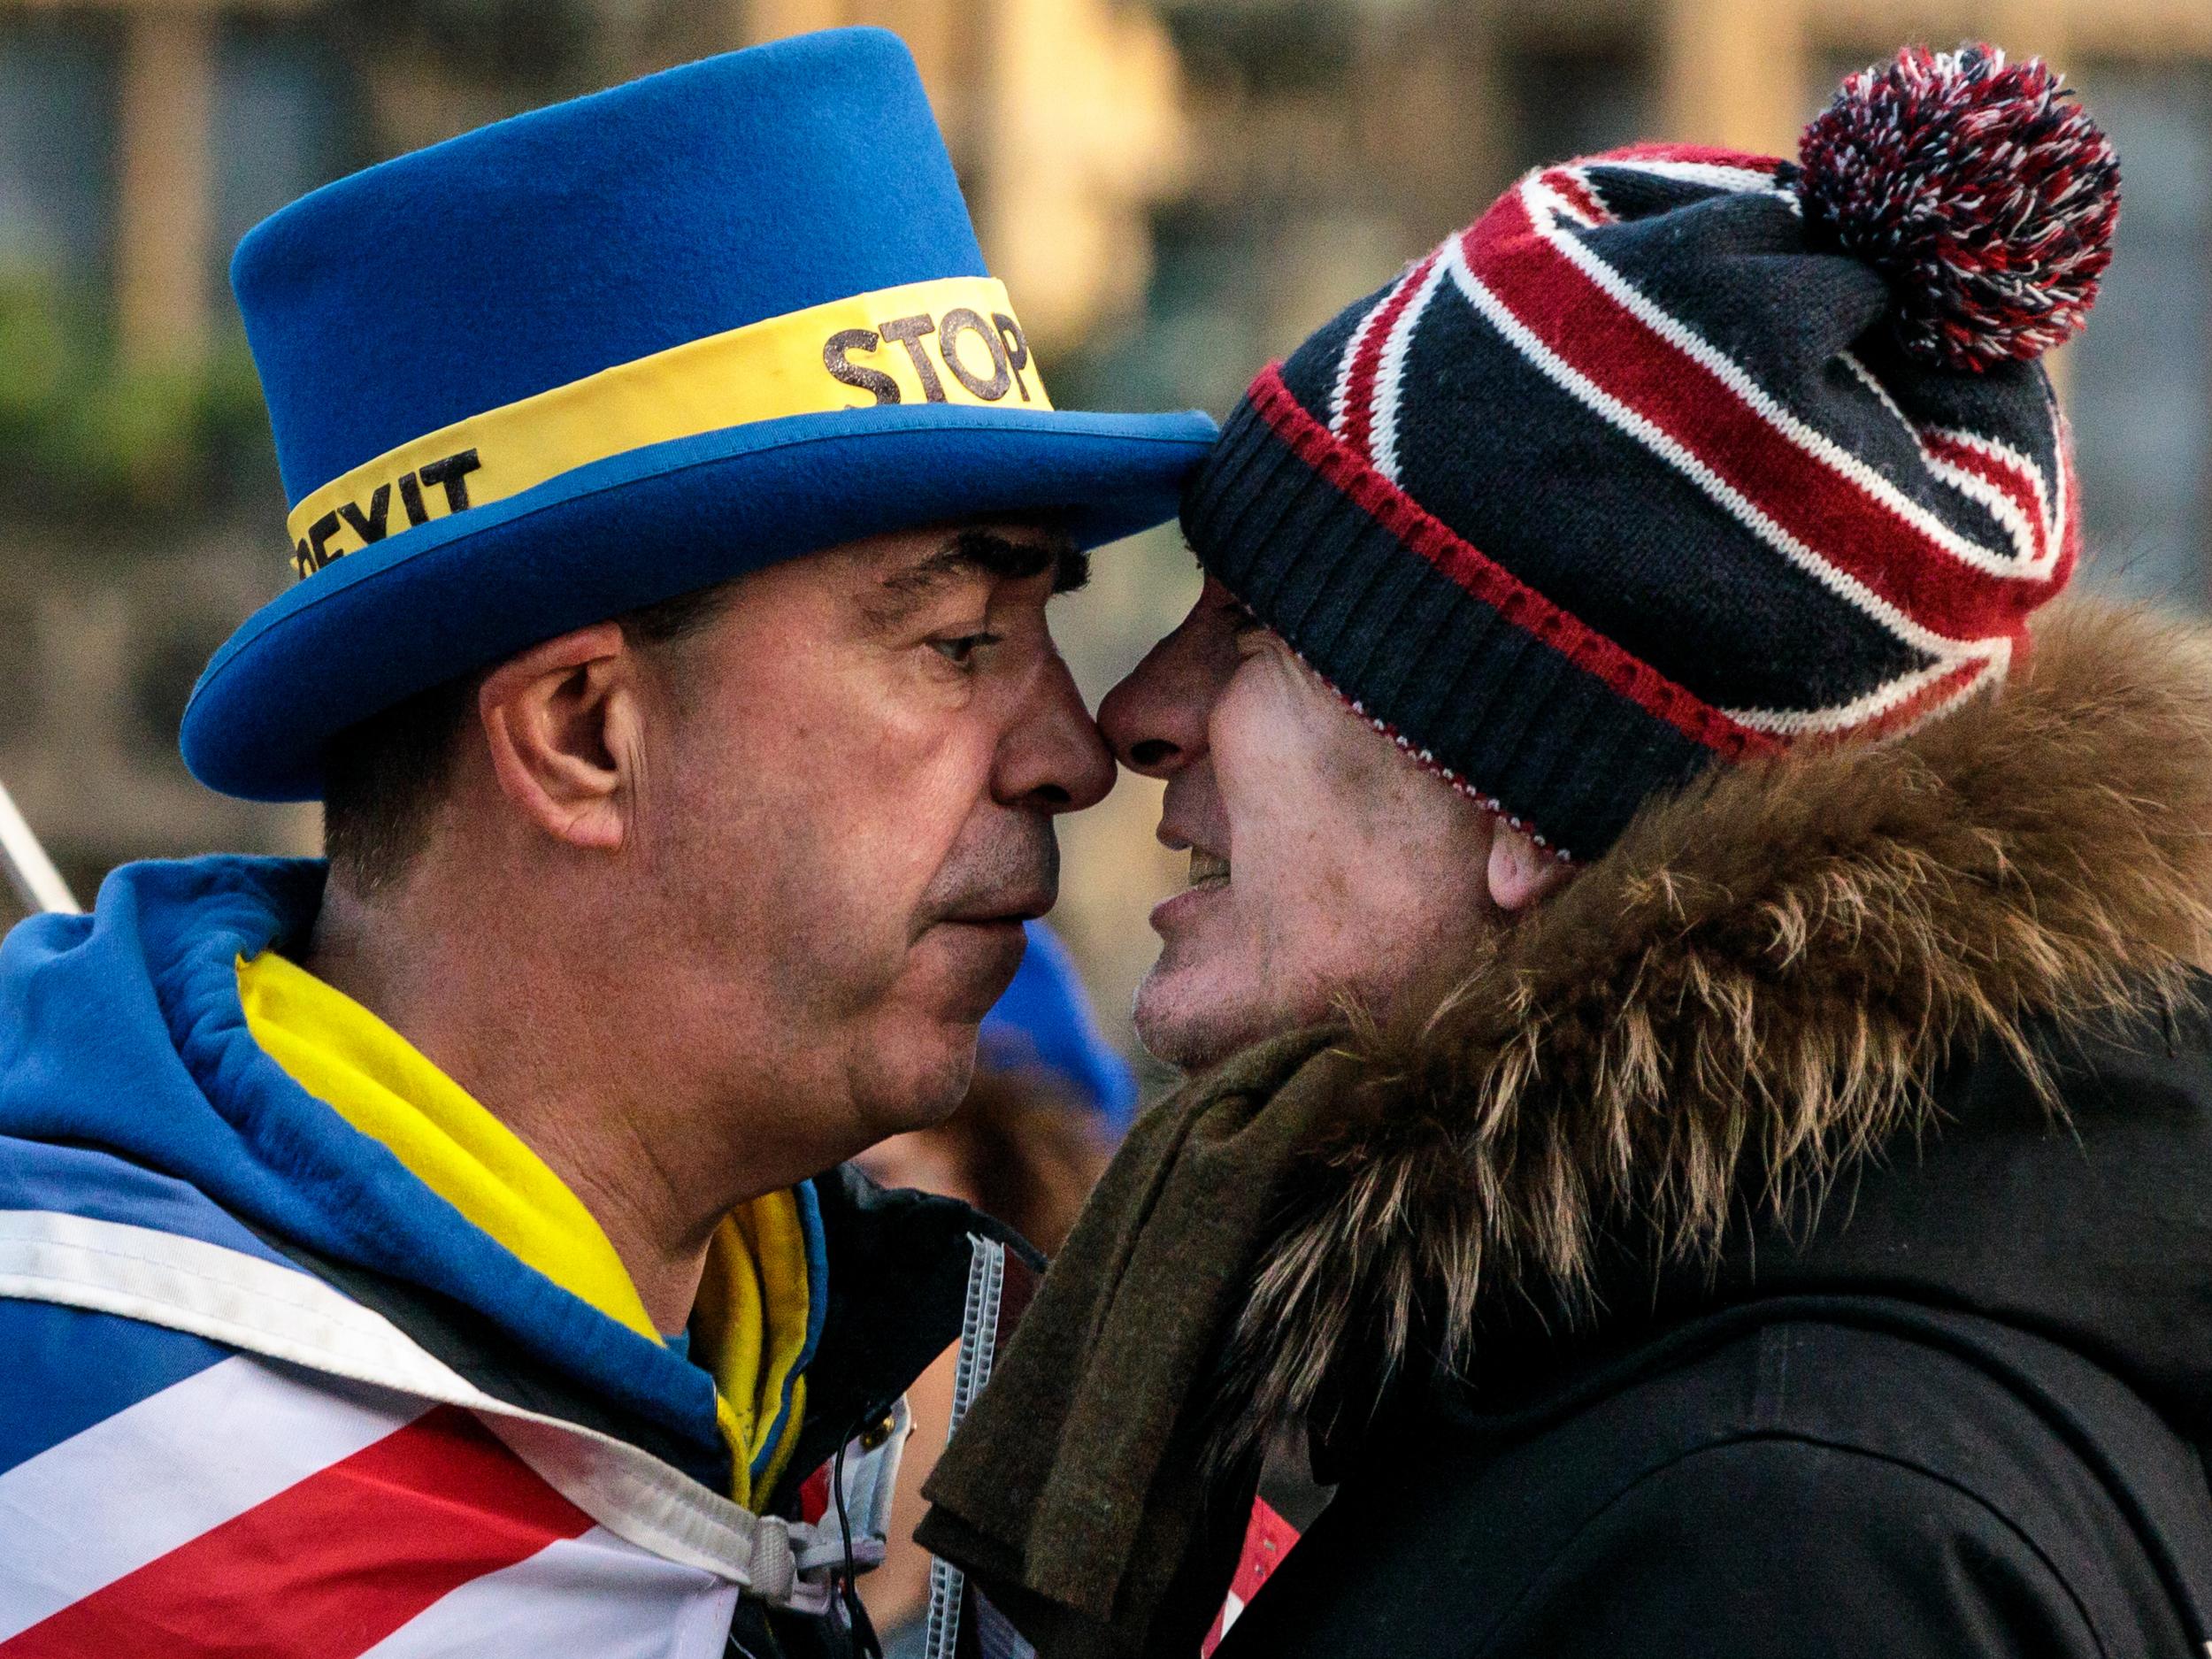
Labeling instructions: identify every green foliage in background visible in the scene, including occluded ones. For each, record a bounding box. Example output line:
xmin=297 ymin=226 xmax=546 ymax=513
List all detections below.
xmin=0 ymin=270 xmax=272 ymax=525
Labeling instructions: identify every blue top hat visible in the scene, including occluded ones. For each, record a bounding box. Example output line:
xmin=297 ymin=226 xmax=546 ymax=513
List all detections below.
xmin=183 ymin=27 xmax=1217 ymax=801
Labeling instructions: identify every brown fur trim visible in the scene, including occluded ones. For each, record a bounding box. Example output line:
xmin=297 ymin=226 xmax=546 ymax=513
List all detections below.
xmin=1221 ymin=602 xmax=2212 ymax=1450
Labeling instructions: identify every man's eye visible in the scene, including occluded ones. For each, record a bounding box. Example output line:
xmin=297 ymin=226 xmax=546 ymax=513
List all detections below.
xmin=929 ymin=632 xmax=1000 ymax=667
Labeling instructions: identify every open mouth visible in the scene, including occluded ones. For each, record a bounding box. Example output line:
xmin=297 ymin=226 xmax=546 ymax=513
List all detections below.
xmin=1187 ymin=849 xmax=1230 ymax=891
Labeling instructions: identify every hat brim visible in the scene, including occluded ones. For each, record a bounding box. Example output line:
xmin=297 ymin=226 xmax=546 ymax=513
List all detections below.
xmin=182 ymin=403 xmax=1217 ymax=801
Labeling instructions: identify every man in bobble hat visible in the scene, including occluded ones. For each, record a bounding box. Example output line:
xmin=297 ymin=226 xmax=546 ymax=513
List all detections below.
xmin=924 ymin=47 xmax=2212 ymax=1657
xmin=0 ymin=28 xmax=1210 ymax=1658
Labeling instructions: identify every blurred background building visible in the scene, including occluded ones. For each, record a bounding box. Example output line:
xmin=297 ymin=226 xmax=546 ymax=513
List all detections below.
xmin=3 ymin=0 xmax=2208 ymax=1076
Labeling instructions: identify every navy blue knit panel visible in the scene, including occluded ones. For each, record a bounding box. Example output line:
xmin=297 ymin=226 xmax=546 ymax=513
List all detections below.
xmin=1389 ymin=270 xmax=1932 ymax=714
xmin=1276 ymin=287 xmax=1384 ymax=421
xmin=1578 ymin=160 xmax=1766 ymax=219
xmin=1571 ymin=192 xmax=1888 ymax=390
xmin=1863 ymin=335 xmax=2066 ymax=489
xmin=1187 ymin=398 xmax=1718 ymax=858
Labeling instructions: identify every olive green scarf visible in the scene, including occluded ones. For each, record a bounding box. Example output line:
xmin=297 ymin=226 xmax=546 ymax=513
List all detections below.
xmin=917 ymin=1027 xmax=1356 ymax=1658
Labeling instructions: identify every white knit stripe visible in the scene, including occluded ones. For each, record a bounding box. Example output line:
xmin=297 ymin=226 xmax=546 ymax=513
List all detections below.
xmin=1369 ymin=257 xmax=1449 ymax=485
xmin=1920 ymin=452 xmax=2048 ymax=572
xmin=1570 ymin=165 xmax=1614 ymax=221
xmin=2047 ymin=391 xmax=2077 ymax=543
xmin=1440 ymin=230 xmax=1993 ymax=677
xmin=1328 ymin=274 xmax=1402 ymax=437
xmin=1586 ymin=157 xmax=1794 ymax=203
xmin=357 ymin=1528 xmax=738 ymax=1659
xmin=1922 ymin=425 xmax=2062 ymax=550
xmin=1721 ymin=646 xmax=2009 ymax=738
xmin=1837 ymin=349 xmax=1917 ymax=438
xmin=1748 ymin=651 xmax=2010 ymax=744
xmin=1837 ymin=352 xmax=2058 ymax=572
xmin=1522 ymin=175 xmax=2057 ymax=582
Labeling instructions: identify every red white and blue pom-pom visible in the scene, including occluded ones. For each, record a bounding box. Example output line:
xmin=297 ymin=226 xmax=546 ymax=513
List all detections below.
xmin=1795 ymin=43 xmax=2120 ymax=373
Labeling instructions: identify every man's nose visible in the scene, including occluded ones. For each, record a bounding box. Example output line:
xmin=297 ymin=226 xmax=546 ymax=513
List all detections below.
xmin=1098 ymin=603 xmax=1225 ymax=780
xmin=995 ymin=653 xmax=1116 ymax=814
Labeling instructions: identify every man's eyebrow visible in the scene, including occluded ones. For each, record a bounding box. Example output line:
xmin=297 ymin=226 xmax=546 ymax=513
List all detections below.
xmin=872 ymin=528 xmax=1090 ymax=620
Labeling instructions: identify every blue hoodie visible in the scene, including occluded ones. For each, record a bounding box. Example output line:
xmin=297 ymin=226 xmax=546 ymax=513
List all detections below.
xmin=0 ymin=855 xmax=1025 ymax=1659
xmin=0 ymin=856 xmax=738 ymax=1483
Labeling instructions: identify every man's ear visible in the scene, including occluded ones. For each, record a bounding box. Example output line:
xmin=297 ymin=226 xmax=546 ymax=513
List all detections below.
xmin=1486 ymin=818 xmax=1574 ymax=913
xmin=476 ymin=622 xmax=641 ymax=852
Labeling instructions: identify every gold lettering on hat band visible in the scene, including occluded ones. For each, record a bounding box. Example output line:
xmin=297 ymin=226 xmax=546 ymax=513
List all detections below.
xmin=286 ymin=276 xmax=1049 ymax=578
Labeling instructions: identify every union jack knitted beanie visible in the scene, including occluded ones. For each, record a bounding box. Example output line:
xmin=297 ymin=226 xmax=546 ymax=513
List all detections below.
xmin=1181 ymin=44 xmax=2121 ymax=862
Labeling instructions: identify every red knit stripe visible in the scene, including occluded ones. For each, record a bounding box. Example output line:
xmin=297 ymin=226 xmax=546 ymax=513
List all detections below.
xmin=1922 ymin=430 xmax=2056 ymax=571
xmin=1465 ymin=187 xmax=2065 ymax=644
xmin=1586 ymin=142 xmax=1781 ymax=173
xmin=0 ymin=1407 xmax=593 ymax=1658
xmin=1540 ymin=166 xmax=1611 ymax=227
xmin=1857 ymin=655 xmax=2000 ymax=741
xmin=1336 ymin=253 xmax=1438 ymax=463
xmin=1247 ymin=363 xmax=1779 ymax=762
xmin=1793 ymin=653 xmax=2000 ymax=747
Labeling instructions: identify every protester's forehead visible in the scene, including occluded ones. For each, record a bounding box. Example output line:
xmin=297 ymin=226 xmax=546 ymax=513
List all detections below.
xmin=818 ymin=516 xmax=1081 ymax=619
xmin=889 ymin=518 xmax=1054 ymax=571
xmin=851 ymin=516 xmax=1070 ymax=574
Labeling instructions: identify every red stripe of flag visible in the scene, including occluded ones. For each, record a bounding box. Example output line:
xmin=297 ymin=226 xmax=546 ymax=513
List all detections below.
xmin=1202 ymin=1496 xmax=1304 ymax=1657
xmin=0 ymin=1406 xmax=593 ymax=1659
xmin=1465 ymin=187 xmax=2062 ymax=644
xmin=1336 ymin=254 xmax=1437 ymax=463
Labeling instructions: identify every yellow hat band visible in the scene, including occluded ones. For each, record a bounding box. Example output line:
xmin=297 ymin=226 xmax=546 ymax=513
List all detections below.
xmin=285 ymin=274 xmax=1050 ymax=578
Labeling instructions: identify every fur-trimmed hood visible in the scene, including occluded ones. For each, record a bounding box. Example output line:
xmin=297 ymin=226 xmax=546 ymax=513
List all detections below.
xmin=1229 ymin=601 xmax=2212 ymax=1444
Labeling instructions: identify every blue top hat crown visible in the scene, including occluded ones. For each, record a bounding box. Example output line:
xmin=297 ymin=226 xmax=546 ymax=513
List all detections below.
xmin=185 ymin=27 xmax=1216 ymax=801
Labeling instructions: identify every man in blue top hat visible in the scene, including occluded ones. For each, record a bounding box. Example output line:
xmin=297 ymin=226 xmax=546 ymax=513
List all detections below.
xmin=0 ymin=27 xmax=1209 ymax=1659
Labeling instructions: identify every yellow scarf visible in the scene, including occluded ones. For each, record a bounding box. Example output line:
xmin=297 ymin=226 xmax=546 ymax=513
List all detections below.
xmin=238 ymin=949 xmax=815 ymax=1505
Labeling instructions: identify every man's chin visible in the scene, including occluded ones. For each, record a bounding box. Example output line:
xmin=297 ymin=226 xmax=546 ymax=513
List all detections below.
xmin=1132 ymin=960 xmax=1279 ymax=1074
xmin=849 ymin=1022 xmax=980 ymax=1140
xmin=840 ymin=923 xmax=1025 ymax=1135
xmin=912 ymin=917 xmax=1031 ymax=1021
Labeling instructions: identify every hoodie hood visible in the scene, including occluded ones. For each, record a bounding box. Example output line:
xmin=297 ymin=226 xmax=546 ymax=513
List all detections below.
xmin=0 ymin=856 xmax=730 ymax=1477
xmin=1226 ymin=601 xmax=2212 ymax=1447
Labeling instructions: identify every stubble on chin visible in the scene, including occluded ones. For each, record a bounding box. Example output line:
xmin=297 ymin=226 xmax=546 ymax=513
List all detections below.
xmin=1131 ymin=956 xmax=1298 ymax=1075
xmin=1133 ymin=1011 xmax=1232 ymax=1075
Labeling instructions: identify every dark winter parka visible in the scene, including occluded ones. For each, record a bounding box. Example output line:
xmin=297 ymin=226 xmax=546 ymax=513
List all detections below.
xmin=1226 ymin=600 xmax=2212 ymax=1657
xmin=926 ymin=602 xmax=2212 ymax=1657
